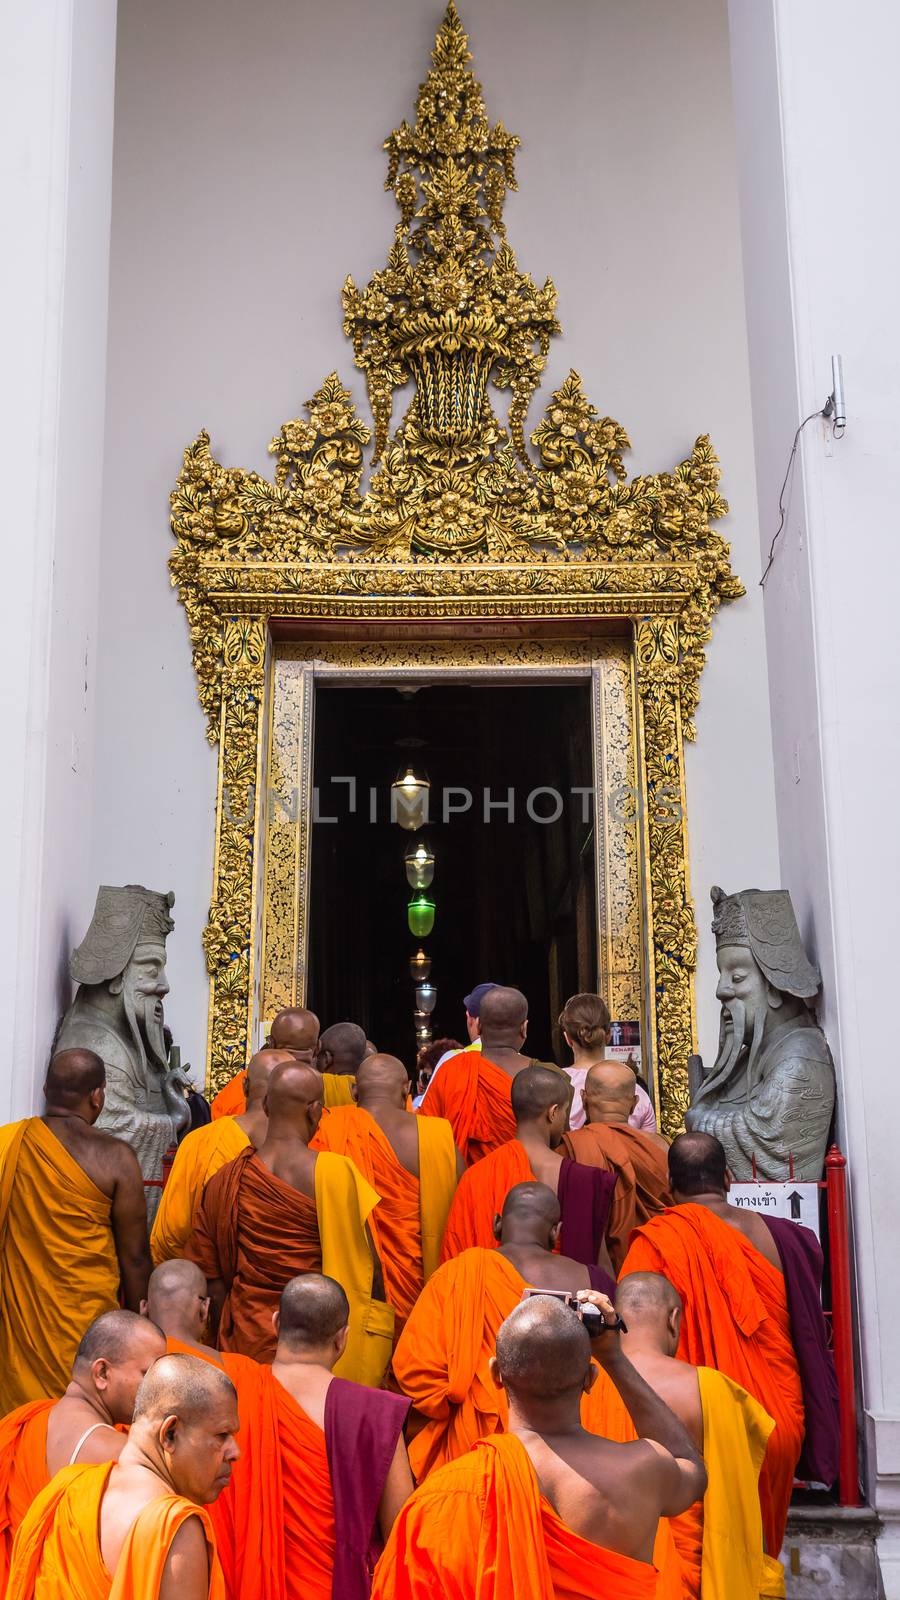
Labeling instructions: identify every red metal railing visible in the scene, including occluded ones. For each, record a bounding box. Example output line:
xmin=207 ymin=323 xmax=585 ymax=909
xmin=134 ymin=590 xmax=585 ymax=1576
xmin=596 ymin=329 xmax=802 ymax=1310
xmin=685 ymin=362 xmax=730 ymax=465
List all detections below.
xmin=825 ymin=1144 xmax=860 ymax=1506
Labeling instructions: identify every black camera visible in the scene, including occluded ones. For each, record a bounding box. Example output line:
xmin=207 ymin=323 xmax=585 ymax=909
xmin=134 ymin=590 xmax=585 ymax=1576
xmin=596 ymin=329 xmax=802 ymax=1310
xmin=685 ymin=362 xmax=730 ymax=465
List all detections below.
xmin=521 ymin=1288 xmax=627 ymax=1338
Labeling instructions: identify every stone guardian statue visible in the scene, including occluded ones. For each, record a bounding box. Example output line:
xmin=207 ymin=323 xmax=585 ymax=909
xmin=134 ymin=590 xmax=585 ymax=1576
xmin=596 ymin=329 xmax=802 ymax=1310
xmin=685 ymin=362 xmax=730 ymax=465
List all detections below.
xmin=56 ymin=886 xmax=191 ymax=1217
xmin=685 ymin=885 xmax=835 ymax=1180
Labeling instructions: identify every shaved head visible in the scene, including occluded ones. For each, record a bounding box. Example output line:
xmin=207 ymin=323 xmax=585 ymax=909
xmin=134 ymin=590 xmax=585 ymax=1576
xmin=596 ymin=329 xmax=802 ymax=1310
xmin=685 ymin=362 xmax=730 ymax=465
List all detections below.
xmin=277 ymin=1274 xmax=349 ymax=1351
xmin=495 ymin=1295 xmax=591 ymax=1398
xmin=511 ymin=1064 xmax=571 ymax=1124
xmin=616 ymin=1272 xmax=682 ymax=1324
xmin=668 ymin=1131 xmax=728 ymax=1197
xmin=355 ymin=1053 xmax=409 ymax=1106
xmin=270 ymin=1008 xmax=319 ymax=1054
xmin=479 ymin=986 xmax=528 ymax=1035
xmin=75 ymin=1309 xmax=164 ymax=1369
xmin=497 ymin=1180 xmax=561 ymax=1248
xmin=264 ymin=1060 xmax=324 ymax=1118
xmin=145 ymin=1259 xmax=209 ymax=1337
xmin=246 ymin=1047 xmax=295 ymax=1103
xmin=133 ymin=1353 xmax=236 ymax=1427
xmin=319 ymin=1022 xmax=367 ymax=1075
xmin=583 ymin=1061 xmax=638 ymax=1125
xmin=44 ymin=1048 xmax=105 ymax=1110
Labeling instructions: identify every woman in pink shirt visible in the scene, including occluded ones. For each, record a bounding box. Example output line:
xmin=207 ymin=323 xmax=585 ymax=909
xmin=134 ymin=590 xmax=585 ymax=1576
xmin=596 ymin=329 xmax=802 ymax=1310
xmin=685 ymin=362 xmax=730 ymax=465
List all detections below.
xmin=558 ymin=992 xmax=657 ymax=1132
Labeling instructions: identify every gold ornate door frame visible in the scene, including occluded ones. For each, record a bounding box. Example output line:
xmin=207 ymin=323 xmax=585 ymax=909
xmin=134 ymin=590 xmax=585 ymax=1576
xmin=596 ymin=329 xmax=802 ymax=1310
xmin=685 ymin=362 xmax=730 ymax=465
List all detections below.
xmin=168 ymin=4 xmax=742 ymax=1135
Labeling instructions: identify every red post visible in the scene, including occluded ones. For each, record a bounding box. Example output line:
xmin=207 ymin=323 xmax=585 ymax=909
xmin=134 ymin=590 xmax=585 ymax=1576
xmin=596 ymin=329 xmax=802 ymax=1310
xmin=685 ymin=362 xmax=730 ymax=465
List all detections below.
xmin=825 ymin=1144 xmax=861 ymax=1506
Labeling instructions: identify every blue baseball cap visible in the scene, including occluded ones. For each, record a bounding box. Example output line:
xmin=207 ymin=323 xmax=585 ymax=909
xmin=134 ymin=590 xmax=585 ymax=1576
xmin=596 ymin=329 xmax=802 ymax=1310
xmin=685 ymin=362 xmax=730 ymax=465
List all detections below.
xmin=464 ymin=982 xmax=499 ymax=1017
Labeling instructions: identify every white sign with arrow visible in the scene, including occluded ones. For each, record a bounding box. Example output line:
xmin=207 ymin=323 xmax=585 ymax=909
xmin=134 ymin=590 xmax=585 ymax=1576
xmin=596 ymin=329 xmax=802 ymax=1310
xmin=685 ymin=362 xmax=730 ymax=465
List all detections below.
xmin=728 ymin=1181 xmax=821 ymax=1241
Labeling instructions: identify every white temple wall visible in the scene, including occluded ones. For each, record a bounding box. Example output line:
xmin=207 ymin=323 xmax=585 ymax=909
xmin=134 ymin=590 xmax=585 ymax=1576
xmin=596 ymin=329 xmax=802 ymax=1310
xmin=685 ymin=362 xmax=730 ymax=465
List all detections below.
xmin=93 ymin=0 xmax=780 ymax=1080
xmin=0 ymin=0 xmax=118 ymax=1118
xmin=729 ymin=0 xmax=900 ymax=1569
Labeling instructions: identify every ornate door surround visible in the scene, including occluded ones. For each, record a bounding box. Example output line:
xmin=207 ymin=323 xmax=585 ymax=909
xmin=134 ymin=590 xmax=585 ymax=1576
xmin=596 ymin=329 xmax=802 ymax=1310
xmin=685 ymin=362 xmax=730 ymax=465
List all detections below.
xmin=168 ymin=4 xmax=743 ymax=1134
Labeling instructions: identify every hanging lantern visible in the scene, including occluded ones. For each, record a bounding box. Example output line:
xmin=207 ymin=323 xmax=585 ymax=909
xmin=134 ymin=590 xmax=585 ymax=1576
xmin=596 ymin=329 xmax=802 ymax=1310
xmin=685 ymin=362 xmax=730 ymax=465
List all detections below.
xmin=409 ymin=948 xmax=432 ymax=982
xmin=416 ymin=982 xmax=437 ymax=1015
xmin=391 ymin=767 xmax=430 ymax=831
xmin=407 ymin=894 xmax=435 ymax=938
xmin=405 ymin=837 xmax=435 ymax=888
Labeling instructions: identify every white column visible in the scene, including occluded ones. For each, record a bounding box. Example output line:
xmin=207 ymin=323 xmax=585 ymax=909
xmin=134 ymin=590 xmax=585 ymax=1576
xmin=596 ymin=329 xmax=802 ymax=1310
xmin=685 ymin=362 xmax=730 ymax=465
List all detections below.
xmin=729 ymin=0 xmax=900 ymax=1584
xmin=0 ymin=0 xmax=118 ymax=1119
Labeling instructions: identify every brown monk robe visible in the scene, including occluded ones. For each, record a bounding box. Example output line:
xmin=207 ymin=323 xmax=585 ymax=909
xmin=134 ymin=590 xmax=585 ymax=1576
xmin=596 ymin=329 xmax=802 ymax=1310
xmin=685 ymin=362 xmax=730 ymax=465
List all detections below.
xmin=441 ymin=1065 xmax=616 ymax=1273
xmin=0 ymin=1311 xmax=166 ymax=1592
xmin=151 ymin=1050 xmax=296 ymax=1264
xmin=313 ymin=1055 xmax=460 ymax=1335
xmin=0 ymin=1048 xmax=152 ymax=1414
xmin=9 ymin=1353 xmax=238 ymax=1600
xmin=188 ymin=1063 xmax=392 ymax=1383
xmin=420 ymin=987 xmax=559 ymax=1166
xmin=373 ymin=1292 xmax=707 ymax=1600
xmin=318 ymin=1022 xmax=369 ymax=1110
xmin=210 ymin=1009 xmax=320 ymax=1120
xmin=562 ymin=1060 xmax=672 ymax=1270
xmin=393 ymin=1181 xmax=613 ymax=1480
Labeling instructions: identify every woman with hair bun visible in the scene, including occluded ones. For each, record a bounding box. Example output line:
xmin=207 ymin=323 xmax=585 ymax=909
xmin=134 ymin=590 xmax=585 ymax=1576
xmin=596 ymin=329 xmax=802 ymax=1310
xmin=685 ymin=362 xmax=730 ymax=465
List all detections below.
xmin=558 ymin=993 xmax=657 ymax=1132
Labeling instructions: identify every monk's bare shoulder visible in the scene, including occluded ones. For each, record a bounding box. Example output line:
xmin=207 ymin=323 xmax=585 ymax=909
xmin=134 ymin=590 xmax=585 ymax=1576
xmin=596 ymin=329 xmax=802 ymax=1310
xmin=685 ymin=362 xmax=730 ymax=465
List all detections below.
xmin=722 ymin=1202 xmax=783 ymax=1269
xmin=46 ymin=1118 xmax=144 ymax=1199
xmin=158 ymin=1514 xmax=210 ymax=1600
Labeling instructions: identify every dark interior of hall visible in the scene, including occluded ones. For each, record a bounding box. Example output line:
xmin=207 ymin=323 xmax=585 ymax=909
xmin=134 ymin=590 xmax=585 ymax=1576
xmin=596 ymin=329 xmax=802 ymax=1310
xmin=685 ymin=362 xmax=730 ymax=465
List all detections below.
xmin=307 ymin=681 xmax=596 ymax=1075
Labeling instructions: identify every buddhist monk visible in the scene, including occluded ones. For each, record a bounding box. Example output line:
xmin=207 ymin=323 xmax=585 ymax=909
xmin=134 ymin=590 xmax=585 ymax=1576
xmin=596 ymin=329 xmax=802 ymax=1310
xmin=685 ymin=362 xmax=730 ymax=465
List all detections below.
xmin=208 ymin=1275 xmax=413 ymax=1600
xmin=0 ymin=1048 xmax=152 ymax=1414
xmin=8 ymin=1353 xmax=238 ymax=1599
xmin=419 ymin=986 xmax=558 ymax=1165
xmin=561 ymin=1059 xmax=673 ymax=1269
xmin=373 ymin=1291 xmax=707 ymax=1599
xmin=583 ymin=1273 xmax=777 ymax=1599
xmin=187 ymin=1061 xmax=393 ymax=1383
xmin=441 ymin=1064 xmax=617 ymax=1269
xmin=312 ymin=1054 xmax=460 ymax=1336
xmin=210 ymin=1008 xmax=320 ymax=1119
xmin=620 ymin=1132 xmax=840 ymax=1566
xmin=393 ymin=1181 xmax=613 ymax=1479
xmin=0 ymin=1311 xmax=166 ymax=1591
xmin=318 ymin=1020 xmax=368 ymax=1108
xmin=151 ymin=1050 xmax=294 ymax=1264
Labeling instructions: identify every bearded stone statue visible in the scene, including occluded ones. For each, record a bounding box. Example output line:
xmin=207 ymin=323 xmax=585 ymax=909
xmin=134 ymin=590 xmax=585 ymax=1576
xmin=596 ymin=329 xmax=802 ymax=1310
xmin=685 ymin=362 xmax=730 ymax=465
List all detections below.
xmin=685 ymin=886 xmax=835 ymax=1180
xmin=55 ymin=886 xmax=191 ymax=1217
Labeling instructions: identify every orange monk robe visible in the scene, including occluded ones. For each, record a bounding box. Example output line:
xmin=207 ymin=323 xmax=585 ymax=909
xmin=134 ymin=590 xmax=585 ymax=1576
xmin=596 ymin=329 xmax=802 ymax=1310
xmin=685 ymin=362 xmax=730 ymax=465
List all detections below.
xmin=0 ymin=1399 xmax=54 ymax=1593
xmin=621 ymin=1205 xmax=804 ymax=1563
xmin=419 ymin=1051 xmax=516 ymax=1166
xmin=371 ymin=1431 xmax=658 ymax=1600
xmin=392 ymin=1247 xmax=526 ymax=1479
xmin=210 ymin=1072 xmax=247 ymax=1120
xmin=313 ymin=1106 xmax=458 ymax=1332
xmin=440 ymin=1138 xmax=532 ymax=1259
xmin=562 ymin=1122 xmax=672 ymax=1270
xmin=0 ymin=1119 xmax=121 ymax=1414
xmin=7 ymin=1460 xmax=225 ymax=1599
xmin=150 ymin=1118 xmax=250 ymax=1265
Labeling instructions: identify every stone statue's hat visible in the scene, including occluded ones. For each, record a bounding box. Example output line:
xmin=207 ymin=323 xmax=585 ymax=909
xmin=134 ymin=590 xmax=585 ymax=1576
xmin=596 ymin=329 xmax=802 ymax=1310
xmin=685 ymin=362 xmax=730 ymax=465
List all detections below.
xmin=711 ymin=885 xmax=820 ymax=1000
xmin=70 ymin=885 xmax=175 ymax=986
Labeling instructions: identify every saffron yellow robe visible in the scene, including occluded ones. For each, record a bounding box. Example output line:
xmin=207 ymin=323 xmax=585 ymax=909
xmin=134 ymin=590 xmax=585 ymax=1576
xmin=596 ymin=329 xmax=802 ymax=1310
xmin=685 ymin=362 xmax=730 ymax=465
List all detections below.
xmin=0 ymin=1120 xmax=120 ymax=1415
xmin=150 ymin=1118 xmax=250 ymax=1265
xmin=321 ymin=1074 xmax=356 ymax=1109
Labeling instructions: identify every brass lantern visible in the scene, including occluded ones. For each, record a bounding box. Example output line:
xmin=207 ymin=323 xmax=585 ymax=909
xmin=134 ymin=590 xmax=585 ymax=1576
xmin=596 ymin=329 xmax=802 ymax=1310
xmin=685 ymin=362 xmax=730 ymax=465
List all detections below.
xmin=391 ymin=767 xmax=430 ymax=831
xmin=410 ymin=948 xmax=432 ymax=982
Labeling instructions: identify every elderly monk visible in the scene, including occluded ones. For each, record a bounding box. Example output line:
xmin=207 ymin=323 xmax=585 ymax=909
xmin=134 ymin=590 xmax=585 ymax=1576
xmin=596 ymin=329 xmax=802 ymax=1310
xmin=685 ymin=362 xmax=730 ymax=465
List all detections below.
xmin=0 ymin=1311 xmax=165 ymax=1590
xmin=188 ymin=1062 xmax=393 ymax=1382
xmin=8 ymin=1353 xmax=238 ymax=1599
xmin=210 ymin=1009 xmax=320 ymax=1119
xmin=584 ymin=1273 xmax=776 ymax=1600
xmin=318 ymin=1021 xmax=368 ymax=1109
xmin=441 ymin=1064 xmax=616 ymax=1269
xmin=312 ymin=1054 xmax=459 ymax=1336
xmin=620 ymin=1132 xmax=839 ymax=1565
xmin=562 ymin=1059 xmax=672 ymax=1270
xmin=0 ymin=1048 xmax=151 ymax=1414
xmin=209 ymin=1275 xmax=412 ymax=1600
xmin=419 ymin=986 xmax=556 ymax=1166
xmin=393 ymin=1181 xmax=613 ymax=1479
xmin=152 ymin=1049 xmax=294 ymax=1264
xmin=373 ymin=1291 xmax=706 ymax=1600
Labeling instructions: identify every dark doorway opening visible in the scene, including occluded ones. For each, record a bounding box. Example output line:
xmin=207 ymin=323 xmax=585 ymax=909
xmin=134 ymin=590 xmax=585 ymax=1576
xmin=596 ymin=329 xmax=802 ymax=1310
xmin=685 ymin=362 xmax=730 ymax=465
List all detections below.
xmin=307 ymin=681 xmax=596 ymax=1072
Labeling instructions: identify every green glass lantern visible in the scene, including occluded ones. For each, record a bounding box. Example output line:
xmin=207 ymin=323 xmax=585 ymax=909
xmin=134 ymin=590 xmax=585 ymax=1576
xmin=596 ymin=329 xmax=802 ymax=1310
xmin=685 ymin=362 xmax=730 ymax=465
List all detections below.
xmin=408 ymin=894 xmax=435 ymax=938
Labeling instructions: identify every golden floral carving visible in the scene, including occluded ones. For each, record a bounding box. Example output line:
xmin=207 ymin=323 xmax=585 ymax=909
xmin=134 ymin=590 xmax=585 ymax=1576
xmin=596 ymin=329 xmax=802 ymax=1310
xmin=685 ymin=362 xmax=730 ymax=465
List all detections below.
xmin=170 ymin=3 xmax=743 ymax=1116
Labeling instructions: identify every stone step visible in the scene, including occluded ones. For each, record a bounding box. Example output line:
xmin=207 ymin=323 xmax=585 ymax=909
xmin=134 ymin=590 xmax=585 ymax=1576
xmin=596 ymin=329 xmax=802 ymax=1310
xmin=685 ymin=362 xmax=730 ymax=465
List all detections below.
xmin=782 ymin=1506 xmax=881 ymax=1599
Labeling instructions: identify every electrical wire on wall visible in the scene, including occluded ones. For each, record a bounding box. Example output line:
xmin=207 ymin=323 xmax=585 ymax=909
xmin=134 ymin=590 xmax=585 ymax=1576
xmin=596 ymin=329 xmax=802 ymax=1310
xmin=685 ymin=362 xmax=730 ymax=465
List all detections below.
xmin=760 ymin=357 xmax=846 ymax=588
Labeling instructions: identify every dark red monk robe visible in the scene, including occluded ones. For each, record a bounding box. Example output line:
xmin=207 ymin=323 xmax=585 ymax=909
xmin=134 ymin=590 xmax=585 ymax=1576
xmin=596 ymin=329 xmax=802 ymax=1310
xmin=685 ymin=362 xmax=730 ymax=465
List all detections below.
xmin=326 ymin=1377 xmax=410 ymax=1600
xmin=765 ymin=1217 xmax=840 ymax=1485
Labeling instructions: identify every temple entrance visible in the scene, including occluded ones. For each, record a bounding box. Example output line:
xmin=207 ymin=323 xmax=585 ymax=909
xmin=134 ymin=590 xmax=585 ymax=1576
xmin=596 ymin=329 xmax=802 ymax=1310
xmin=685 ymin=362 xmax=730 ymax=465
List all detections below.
xmin=306 ymin=681 xmax=596 ymax=1067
